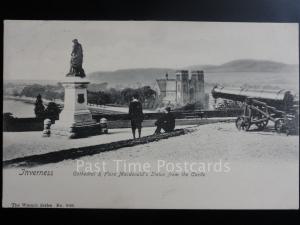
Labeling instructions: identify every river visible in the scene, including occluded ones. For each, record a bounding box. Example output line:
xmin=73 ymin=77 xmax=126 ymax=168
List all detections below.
xmin=3 ymin=99 xmax=36 ymax=118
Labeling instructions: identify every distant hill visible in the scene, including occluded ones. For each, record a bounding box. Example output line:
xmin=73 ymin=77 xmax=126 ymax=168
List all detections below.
xmin=4 ymin=79 xmax=61 ymax=86
xmin=88 ymin=68 xmax=177 ymax=88
xmin=5 ymin=59 xmax=298 ymax=92
xmin=88 ymin=59 xmax=298 ymax=89
xmin=186 ymin=59 xmax=298 ymax=73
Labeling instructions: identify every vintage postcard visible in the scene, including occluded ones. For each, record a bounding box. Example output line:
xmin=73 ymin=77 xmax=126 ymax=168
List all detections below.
xmin=2 ymin=20 xmax=299 ymax=209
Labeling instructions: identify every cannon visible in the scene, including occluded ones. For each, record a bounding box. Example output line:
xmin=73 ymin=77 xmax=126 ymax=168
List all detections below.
xmin=212 ymin=85 xmax=299 ymax=134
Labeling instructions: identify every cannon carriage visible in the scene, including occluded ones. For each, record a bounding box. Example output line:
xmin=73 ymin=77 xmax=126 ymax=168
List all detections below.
xmin=212 ymin=85 xmax=299 ymax=135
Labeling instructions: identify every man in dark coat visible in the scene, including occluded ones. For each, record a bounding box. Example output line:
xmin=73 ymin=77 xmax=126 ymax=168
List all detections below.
xmin=154 ymin=107 xmax=175 ymax=134
xmin=129 ymin=94 xmax=144 ymax=139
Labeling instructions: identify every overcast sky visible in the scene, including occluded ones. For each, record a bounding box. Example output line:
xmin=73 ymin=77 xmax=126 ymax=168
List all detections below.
xmin=4 ymin=20 xmax=299 ymax=80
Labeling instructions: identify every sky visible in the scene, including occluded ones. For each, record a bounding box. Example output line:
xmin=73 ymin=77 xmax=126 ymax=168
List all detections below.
xmin=4 ymin=20 xmax=299 ymax=80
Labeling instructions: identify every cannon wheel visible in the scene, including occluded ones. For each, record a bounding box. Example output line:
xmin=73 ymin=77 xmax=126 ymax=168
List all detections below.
xmin=274 ymin=118 xmax=286 ymax=133
xmin=255 ymin=119 xmax=269 ymax=131
xmin=251 ymin=114 xmax=269 ymax=131
xmin=236 ymin=116 xmax=251 ymax=131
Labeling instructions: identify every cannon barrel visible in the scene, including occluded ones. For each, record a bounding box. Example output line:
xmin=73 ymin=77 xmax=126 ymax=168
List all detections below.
xmin=211 ymin=85 xmax=295 ymax=111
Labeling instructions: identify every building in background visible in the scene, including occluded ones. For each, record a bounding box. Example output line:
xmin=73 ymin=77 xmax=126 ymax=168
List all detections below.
xmin=155 ymin=70 xmax=207 ymax=108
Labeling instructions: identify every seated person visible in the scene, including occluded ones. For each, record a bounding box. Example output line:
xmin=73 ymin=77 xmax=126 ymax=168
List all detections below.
xmin=154 ymin=107 xmax=175 ymax=134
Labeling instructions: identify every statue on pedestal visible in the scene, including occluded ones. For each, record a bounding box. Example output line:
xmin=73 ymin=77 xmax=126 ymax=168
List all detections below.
xmin=50 ymin=39 xmax=104 ymax=138
xmin=67 ymin=39 xmax=86 ymax=78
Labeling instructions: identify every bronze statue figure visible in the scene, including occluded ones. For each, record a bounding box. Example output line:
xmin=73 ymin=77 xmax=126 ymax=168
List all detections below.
xmin=67 ymin=39 xmax=86 ymax=78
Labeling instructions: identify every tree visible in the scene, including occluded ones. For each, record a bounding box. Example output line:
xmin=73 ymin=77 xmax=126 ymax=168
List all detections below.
xmin=34 ymin=94 xmax=45 ymax=118
xmin=107 ymin=88 xmax=122 ymax=105
xmin=96 ymin=91 xmax=111 ymax=105
xmin=87 ymin=86 xmax=157 ymax=108
xmin=87 ymin=91 xmax=112 ymax=105
xmin=12 ymin=89 xmax=20 ymax=96
xmin=45 ymin=102 xmax=61 ymax=121
xmin=20 ymin=84 xmax=64 ymax=101
xmin=121 ymin=88 xmax=136 ymax=104
xmin=21 ymin=84 xmax=45 ymax=98
xmin=139 ymin=86 xmax=156 ymax=108
xmin=87 ymin=91 xmax=98 ymax=105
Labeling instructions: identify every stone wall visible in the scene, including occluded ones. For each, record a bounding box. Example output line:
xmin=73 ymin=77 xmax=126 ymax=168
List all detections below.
xmin=3 ymin=109 xmax=243 ymax=132
xmin=3 ymin=117 xmax=45 ymax=132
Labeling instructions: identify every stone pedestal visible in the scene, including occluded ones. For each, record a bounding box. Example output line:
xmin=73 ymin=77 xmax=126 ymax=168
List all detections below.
xmin=51 ymin=76 xmax=101 ymax=138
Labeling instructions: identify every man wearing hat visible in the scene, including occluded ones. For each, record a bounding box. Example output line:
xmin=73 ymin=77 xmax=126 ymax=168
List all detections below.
xmin=129 ymin=93 xmax=144 ymax=139
xmin=154 ymin=107 xmax=176 ymax=134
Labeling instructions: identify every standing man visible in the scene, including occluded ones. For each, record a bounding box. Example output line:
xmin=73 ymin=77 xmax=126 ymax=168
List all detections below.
xmin=129 ymin=93 xmax=144 ymax=139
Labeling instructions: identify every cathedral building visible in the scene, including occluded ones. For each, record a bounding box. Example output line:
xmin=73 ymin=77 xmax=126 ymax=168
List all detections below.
xmin=155 ymin=70 xmax=206 ymax=108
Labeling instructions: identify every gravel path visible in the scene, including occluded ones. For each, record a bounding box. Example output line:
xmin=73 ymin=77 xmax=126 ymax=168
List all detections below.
xmin=3 ymin=125 xmax=196 ymax=161
xmin=41 ymin=122 xmax=299 ymax=168
xmin=3 ymin=121 xmax=298 ymax=165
